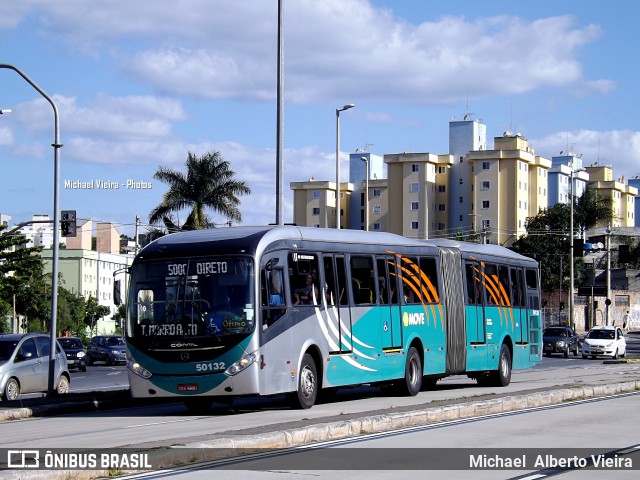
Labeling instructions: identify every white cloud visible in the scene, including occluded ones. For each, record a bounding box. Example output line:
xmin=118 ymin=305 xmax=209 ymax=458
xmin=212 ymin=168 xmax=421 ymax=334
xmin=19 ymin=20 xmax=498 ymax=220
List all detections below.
xmin=0 ymin=126 xmax=14 ymax=145
xmin=532 ymin=129 xmax=640 ymax=181
xmin=4 ymin=1 xmax=612 ymax=105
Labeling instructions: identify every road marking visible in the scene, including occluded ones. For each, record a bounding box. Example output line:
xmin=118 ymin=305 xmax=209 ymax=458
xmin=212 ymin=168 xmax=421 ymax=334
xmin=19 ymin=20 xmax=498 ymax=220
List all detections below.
xmin=123 ymin=418 xmax=201 ymax=429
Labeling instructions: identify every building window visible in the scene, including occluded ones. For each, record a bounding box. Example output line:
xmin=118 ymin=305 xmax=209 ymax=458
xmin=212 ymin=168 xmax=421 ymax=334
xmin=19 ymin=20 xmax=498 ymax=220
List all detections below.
xmin=373 ymin=189 xmax=381 ymax=197
xmin=459 ymin=178 xmax=463 ymax=184
xmin=482 ymin=161 xmax=490 ymax=170
xmin=438 ymin=185 xmax=446 ymax=192
xmin=312 ymin=190 xmax=320 ymax=199
xmin=615 ymin=295 xmax=630 ymax=306
xmin=438 ymin=204 xmax=446 ymax=211
xmin=411 ymin=164 xmax=420 ymax=172
xmin=437 ymin=223 xmax=445 ymax=230
xmin=411 ymin=202 xmax=419 ymax=211
xmin=438 ymin=166 xmax=447 ymax=174
xmin=459 ymin=196 xmax=463 ymax=203
xmin=482 ymin=200 xmax=490 ymax=209
xmin=410 ymin=183 xmax=419 ymax=192
xmin=411 ymin=221 xmax=419 ymax=230
xmin=313 ymin=224 xmax=320 ymax=228
xmin=481 ymin=181 xmax=490 ymax=190
xmin=481 ymin=219 xmax=491 ymax=229
xmin=312 ymin=207 xmax=320 ymax=215
xmin=459 ymin=215 xmax=463 ymax=222
xmin=373 ymin=222 xmax=381 ymax=230
xmin=373 ymin=205 xmax=382 ymax=214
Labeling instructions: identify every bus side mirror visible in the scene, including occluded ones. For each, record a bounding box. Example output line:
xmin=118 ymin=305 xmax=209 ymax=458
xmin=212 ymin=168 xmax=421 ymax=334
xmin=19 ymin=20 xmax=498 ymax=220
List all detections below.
xmin=114 ymin=280 xmax=122 ymax=305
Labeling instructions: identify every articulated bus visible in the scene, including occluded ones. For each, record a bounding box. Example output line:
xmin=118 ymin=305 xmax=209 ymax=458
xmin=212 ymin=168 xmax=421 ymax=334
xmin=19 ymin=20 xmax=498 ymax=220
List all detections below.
xmin=123 ymin=226 xmax=542 ymax=411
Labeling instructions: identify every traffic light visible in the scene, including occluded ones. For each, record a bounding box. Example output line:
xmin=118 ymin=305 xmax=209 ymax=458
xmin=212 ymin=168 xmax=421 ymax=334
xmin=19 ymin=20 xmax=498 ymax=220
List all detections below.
xmin=61 ymin=210 xmax=77 ymax=237
xmin=618 ymin=245 xmax=631 ymax=263
xmin=573 ymin=239 xmax=584 ymax=257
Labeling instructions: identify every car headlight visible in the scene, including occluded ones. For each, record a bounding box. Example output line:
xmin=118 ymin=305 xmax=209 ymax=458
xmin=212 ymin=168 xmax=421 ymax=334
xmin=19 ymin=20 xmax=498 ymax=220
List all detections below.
xmin=127 ymin=359 xmax=152 ymax=379
xmin=556 ymin=341 xmax=566 ymax=347
xmin=77 ymin=352 xmax=86 ymax=358
xmin=605 ymin=342 xmax=613 ymax=348
xmin=225 ymin=351 xmax=258 ymax=376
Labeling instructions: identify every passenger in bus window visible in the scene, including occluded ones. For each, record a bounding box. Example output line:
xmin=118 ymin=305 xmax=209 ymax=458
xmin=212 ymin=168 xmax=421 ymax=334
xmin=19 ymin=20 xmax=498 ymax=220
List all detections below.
xmin=295 ymin=274 xmax=318 ymax=304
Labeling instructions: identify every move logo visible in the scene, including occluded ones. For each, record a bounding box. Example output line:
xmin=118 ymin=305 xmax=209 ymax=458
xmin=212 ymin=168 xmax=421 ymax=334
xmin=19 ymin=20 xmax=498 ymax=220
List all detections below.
xmin=403 ymin=311 xmax=425 ymax=327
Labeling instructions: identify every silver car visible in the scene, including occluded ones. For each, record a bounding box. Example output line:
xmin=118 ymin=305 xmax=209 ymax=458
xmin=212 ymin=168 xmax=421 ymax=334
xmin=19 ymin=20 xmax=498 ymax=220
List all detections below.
xmin=0 ymin=333 xmax=71 ymax=401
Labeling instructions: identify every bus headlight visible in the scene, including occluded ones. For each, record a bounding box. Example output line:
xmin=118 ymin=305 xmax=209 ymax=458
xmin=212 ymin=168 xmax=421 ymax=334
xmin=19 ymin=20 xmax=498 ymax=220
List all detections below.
xmin=128 ymin=359 xmax=152 ymax=379
xmin=225 ymin=351 xmax=258 ymax=376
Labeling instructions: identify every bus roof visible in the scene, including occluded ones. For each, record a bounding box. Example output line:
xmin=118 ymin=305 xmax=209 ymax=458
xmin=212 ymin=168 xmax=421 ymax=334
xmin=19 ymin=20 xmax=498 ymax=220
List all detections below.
xmin=135 ymin=226 xmax=536 ymax=266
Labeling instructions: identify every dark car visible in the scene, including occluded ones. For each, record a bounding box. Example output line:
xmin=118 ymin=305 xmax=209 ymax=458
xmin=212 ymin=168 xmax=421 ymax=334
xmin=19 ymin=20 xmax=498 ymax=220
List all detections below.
xmin=86 ymin=335 xmax=127 ymax=365
xmin=543 ymin=326 xmax=580 ymax=358
xmin=57 ymin=337 xmax=87 ymax=372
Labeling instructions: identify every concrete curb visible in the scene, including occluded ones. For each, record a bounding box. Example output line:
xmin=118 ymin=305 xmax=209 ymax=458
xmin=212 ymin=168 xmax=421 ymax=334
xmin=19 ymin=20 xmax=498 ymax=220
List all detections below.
xmin=184 ymin=380 xmax=640 ymax=451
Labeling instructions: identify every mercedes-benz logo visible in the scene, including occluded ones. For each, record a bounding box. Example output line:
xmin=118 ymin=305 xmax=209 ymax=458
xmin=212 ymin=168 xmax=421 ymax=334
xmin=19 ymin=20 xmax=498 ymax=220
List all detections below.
xmin=180 ymin=352 xmax=190 ymax=361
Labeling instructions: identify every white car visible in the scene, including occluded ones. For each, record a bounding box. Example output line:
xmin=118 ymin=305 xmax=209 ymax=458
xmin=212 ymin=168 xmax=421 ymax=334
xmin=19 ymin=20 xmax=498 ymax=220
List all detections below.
xmin=582 ymin=325 xmax=626 ymax=359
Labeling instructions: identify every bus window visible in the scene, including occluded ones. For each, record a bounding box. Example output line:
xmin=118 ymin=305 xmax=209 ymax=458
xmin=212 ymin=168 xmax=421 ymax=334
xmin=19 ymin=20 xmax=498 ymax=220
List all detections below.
xmin=400 ymin=256 xmax=421 ymax=304
xmin=336 ymin=256 xmax=348 ymax=306
xmin=323 ymin=256 xmax=337 ymax=306
xmin=484 ymin=263 xmax=498 ymax=305
xmin=419 ymin=257 xmax=439 ymax=303
xmin=137 ymin=289 xmax=155 ymax=323
xmin=376 ymin=257 xmax=389 ymax=305
xmin=261 ymin=267 xmax=286 ymax=328
xmin=350 ymin=256 xmax=375 ymax=305
xmin=289 ymin=253 xmax=319 ymax=306
xmin=388 ymin=257 xmax=400 ymax=304
xmin=526 ymin=268 xmax=538 ymax=289
xmin=510 ymin=268 xmax=525 ymax=307
xmin=498 ymin=265 xmax=511 ymax=306
xmin=465 ymin=261 xmax=482 ymax=305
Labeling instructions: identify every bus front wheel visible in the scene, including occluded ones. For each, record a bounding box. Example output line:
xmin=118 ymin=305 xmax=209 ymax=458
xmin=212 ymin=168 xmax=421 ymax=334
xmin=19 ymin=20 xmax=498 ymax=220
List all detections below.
xmin=287 ymin=353 xmax=318 ymax=409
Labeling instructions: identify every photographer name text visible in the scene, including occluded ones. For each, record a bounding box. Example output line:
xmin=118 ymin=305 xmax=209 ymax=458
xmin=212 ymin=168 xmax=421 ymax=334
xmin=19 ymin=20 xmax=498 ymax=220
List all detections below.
xmin=64 ymin=179 xmax=152 ymax=190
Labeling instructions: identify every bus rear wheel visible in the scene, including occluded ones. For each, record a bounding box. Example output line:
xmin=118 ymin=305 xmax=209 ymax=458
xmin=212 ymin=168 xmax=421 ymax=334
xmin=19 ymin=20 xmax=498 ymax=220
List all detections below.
xmin=287 ymin=354 xmax=318 ymax=409
xmin=490 ymin=344 xmax=512 ymax=387
xmin=396 ymin=347 xmax=422 ymax=396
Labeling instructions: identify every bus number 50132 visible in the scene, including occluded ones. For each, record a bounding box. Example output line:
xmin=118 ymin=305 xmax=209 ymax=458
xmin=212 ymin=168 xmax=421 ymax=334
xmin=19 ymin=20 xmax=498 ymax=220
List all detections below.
xmin=195 ymin=362 xmax=225 ymax=372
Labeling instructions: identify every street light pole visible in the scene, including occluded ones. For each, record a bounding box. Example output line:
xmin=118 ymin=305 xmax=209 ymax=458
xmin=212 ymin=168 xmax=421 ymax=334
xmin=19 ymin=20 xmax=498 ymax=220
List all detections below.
xmin=569 ymin=165 xmax=575 ymax=328
xmin=1 ymin=64 xmax=63 ymax=395
xmin=360 ymin=156 xmax=369 ymax=231
xmin=335 ymin=104 xmax=355 ymax=230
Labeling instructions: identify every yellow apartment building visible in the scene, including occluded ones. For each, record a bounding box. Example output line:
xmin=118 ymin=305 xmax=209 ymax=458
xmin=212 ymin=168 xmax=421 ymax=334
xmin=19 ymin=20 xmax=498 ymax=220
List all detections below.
xmin=585 ymin=166 xmax=637 ymax=227
xmin=291 ymin=180 xmax=353 ymax=228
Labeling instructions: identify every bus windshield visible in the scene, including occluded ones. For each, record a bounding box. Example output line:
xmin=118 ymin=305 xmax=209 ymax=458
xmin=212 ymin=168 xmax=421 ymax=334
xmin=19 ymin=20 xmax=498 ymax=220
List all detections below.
xmin=127 ymin=257 xmax=255 ymax=342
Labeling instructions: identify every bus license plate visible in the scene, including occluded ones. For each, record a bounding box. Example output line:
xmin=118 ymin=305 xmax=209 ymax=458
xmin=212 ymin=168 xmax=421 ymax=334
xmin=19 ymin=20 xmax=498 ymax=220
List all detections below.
xmin=177 ymin=384 xmax=199 ymax=392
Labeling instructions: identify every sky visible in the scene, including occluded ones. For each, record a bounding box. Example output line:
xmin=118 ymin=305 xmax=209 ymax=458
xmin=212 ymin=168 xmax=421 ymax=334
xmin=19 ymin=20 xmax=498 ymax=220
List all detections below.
xmin=1 ymin=0 xmax=639 ymax=239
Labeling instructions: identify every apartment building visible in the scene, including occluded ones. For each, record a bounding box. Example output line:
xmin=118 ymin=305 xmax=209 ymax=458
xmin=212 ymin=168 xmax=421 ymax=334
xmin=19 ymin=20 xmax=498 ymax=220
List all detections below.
xmin=629 ymin=177 xmax=640 ymax=227
xmin=41 ymin=248 xmax=133 ymax=334
xmin=384 ymin=152 xmax=453 ymax=239
xmin=548 ymin=155 xmax=589 ymax=207
xmin=449 ymin=117 xmax=488 ymax=233
xmin=467 ymin=133 xmax=551 ymax=246
xmin=348 ymin=152 xmax=385 ymax=230
xmin=585 ymin=166 xmax=637 ymax=227
xmin=291 ymin=180 xmax=353 ymax=228
xmin=16 ymin=214 xmax=56 ymax=248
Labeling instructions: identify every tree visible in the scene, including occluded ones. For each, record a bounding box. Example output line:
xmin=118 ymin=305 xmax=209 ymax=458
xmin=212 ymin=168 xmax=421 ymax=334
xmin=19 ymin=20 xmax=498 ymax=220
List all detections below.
xmin=511 ymin=203 xmax=577 ymax=292
xmin=149 ymin=151 xmax=251 ymax=232
xmin=84 ymin=296 xmax=111 ymax=336
xmin=573 ymin=185 xmax=613 ymax=233
xmin=0 ymin=225 xmax=45 ymax=331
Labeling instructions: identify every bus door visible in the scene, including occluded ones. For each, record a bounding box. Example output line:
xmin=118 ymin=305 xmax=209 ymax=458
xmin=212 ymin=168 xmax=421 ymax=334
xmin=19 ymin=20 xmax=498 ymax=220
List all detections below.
xmin=465 ymin=260 xmax=485 ymax=345
xmin=510 ymin=268 xmax=526 ymax=344
xmin=323 ymin=255 xmax=351 ymax=353
xmin=377 ymin=256 xmax=402 ymax=349
xmin=525 ymin=268 xmax=542 ymax=362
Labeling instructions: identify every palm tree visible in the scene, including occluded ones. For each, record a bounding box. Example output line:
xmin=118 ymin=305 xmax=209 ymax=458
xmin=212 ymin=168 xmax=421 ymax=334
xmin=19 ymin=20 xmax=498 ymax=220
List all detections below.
xmin=149 ymin=151 xmax=251 ymax=231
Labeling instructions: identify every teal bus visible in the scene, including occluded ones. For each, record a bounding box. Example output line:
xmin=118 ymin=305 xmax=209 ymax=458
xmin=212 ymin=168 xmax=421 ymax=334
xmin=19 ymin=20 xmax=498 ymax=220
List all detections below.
xmin=123 ymin=226 xmax=542 ymax=411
